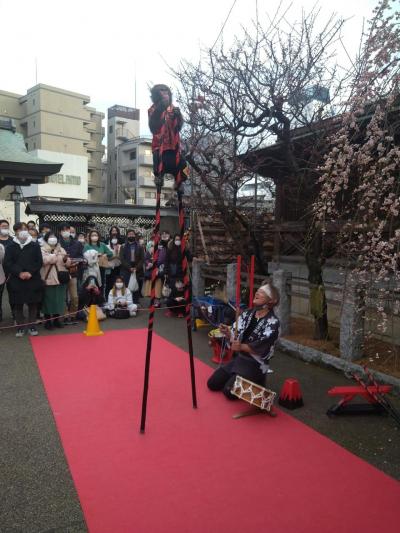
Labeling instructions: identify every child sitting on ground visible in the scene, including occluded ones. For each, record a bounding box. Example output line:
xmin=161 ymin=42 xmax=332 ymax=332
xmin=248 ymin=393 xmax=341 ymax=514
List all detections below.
xmin=106 ymin=276 xmax=137 ymax=318
xmin=165 ymin=278 xmax=186 ymax=318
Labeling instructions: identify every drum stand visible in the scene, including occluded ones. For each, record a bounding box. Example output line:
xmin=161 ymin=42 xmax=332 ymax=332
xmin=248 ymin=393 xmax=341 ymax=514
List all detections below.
xmin=233 ymin=407 xmax=277 ymax=419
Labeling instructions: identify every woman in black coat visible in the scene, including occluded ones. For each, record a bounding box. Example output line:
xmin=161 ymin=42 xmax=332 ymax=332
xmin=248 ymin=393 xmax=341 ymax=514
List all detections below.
xmin=4 ymin=222 xmax=43 ymax=336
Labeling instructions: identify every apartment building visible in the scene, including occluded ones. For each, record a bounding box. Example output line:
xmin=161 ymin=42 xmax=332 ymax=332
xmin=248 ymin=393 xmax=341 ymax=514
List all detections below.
xmin=0 ymin=84 xmax=105 ymax=202
xmin=105 ymin=105 xmax=174 ymax=206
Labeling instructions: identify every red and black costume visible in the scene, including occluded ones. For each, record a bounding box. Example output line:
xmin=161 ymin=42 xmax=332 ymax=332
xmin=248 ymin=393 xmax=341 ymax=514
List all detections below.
xmin=148 ymin=84 xmax=189 ymax=189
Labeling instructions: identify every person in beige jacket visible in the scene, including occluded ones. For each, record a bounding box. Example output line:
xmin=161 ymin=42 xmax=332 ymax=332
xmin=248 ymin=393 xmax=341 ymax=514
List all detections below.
xmin=0 ymin=243 xmax=5 ymax=321
xmin=40 ymin=232 xmax=71 ymax=329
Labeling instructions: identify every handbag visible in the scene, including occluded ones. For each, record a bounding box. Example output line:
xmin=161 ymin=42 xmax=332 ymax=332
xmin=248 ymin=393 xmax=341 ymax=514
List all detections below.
xmin=128 ymin=272 xmax=139 ymax=292
xmin=83 ymin=305 xmax=106 ymax=321
xmin=45 ymin=263 xmax=70 ymax=285
xmin=162 ymin=279 xmax=172 ymax=298
xmin=55 ymin=265 xmax=71 ymax=285
xmin=98 ymin=254 xmax=113 ymax=268
xmin=113 ymin=308 xmax=130 ymax=319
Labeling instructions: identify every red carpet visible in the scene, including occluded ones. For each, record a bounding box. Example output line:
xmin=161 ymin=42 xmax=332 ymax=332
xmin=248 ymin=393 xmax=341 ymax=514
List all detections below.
xmin=32 ymin=330 xmax=400 ymax=533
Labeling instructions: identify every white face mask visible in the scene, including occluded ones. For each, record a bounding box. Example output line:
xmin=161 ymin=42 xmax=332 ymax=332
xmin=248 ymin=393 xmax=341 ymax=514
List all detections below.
xmin=115 ymin=282 xmax=124 ymax=289
xmin=18 ymin=230 xmax=29 ymax=241
xmin=78 ymin=237 xmax=85 ymax=243
xmin=61 ymin=231 xmax=70 ymax=239
xmin=70 ymin=232 xmax=76 ymax=238
xmin=91 ymin=236 xmax=99 ymax=243
xmin=175 ymin=240 xmax=181 ymax=246
xmin=139 ymin=239 xmax=144 ymax=245
xmin=0 ymin=228 xmax=9 ymax=236
xmin=111 ymin=238 xmax=118 ymax=245
xmin=48 ymin=237 xmax=58 ymax=246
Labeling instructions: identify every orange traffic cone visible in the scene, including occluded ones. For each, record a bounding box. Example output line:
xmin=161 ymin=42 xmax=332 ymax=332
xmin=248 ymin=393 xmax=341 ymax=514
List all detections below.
xmin=278 ymin=378 xmax=304 ymax=409
xmin=83 ymin=305 xmax=104 ymax=337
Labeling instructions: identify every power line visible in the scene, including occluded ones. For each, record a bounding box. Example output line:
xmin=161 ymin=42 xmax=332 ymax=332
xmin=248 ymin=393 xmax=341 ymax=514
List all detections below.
xmin=210 ymin=0 xmax=238 ymax=52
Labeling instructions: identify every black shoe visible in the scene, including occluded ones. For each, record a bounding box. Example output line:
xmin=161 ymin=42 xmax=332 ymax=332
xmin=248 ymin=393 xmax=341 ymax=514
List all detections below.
xmin=44 ymin=315 xmax=54 ymax=330
xmin=53 ymin=318 xmax=64 ymax=329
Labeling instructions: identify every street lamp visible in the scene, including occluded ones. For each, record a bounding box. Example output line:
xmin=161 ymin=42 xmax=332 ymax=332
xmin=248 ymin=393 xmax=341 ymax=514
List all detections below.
xmin=9 ymin=186 xmax=23 ymax=224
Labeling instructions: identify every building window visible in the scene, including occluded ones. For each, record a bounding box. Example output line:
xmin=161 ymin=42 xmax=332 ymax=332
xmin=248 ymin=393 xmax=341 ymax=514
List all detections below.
xmin=114 ymin=153 xmax=117 ymax=160
xmin=129 ymin=171 xmax=136 ymax=181
xmin=109 ymin=125 xmax=113 ymax=134
xmin=145 ymin=192 xmax=156 ymax=199
xmin=129 ymin=149 xmax=136 ymax=160
xmin=25 ymin=143 xmax=29 ymax=150
xmin=32 ymin=98 xmax=36 ymax=106
xmin=33 ymin=120 xmax=36 ymax=128
xmin=144 ymin=148 xmax=152 ymax=156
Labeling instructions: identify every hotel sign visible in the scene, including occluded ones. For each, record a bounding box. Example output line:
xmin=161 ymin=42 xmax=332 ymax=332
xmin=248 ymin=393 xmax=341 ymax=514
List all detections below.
xmin=48 ymin=173 xmax=81 ymax=185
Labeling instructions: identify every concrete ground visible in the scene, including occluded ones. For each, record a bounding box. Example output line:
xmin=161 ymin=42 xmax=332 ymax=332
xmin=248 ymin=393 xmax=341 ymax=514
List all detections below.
xmin=1 ymin=299 xmax=399 ymax=532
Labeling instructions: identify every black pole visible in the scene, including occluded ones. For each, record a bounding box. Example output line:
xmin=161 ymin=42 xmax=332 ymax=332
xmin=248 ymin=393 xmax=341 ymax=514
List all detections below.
xmin=177 ymin=189 xmax=197 ymax=408
xmin=140 ymin=180 xmax=162 ymax=433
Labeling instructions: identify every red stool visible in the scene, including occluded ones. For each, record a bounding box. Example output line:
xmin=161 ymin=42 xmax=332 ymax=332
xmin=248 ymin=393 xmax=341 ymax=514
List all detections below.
xmin=279 ymin=378 xmax=304 ymax=409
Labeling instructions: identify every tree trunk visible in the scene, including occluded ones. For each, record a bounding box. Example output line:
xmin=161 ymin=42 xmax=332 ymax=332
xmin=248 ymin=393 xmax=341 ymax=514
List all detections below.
xmin=305 ymin=231 xmax=329 ymax=340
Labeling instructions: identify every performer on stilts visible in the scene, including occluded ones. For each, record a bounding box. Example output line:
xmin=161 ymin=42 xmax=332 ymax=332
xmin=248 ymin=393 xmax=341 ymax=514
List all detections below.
xmin=140 ymin=84 xmax=196 ymax=433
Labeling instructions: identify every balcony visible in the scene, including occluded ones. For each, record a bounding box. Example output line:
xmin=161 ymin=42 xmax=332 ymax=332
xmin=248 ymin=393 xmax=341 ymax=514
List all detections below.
xmin=84 ymin=120 xmax=97 ymax=133
xmin=138 ymin=153 xmax=153 ymax=166
xmin=120 ymin=161 xmax=136 ymax=172
xmin=84 ymin=140 xmax=97 ymax=152
xmin=138 ymin=175 xmax=174 ymax=189
xmin=138 ymin=175 xmax=155 ymax=188
xmin=116 ymin=127 xmax=135 ymax=141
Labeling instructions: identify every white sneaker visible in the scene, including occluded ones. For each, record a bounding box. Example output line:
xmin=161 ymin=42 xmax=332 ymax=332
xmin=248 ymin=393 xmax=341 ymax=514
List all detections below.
xmin=16 ymin=328 xmax=25 ymax=337
xmin=29 ymin=327 xmax=39 ymax=336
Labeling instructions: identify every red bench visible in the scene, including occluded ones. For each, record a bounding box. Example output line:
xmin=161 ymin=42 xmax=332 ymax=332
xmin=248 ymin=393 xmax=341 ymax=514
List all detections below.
xmin=327 ymin=385 xmax=392 ymax=415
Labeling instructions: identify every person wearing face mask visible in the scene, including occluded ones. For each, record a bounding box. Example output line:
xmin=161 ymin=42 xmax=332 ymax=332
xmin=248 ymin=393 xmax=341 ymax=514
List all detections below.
xmin=77 ymin=275 xmax=105 ymax=319
xmin=59 ymin=223 xmax=84 ymax=323
xmin=3 ymin=222 xmax=43 ymax=336
xmin=106 ymin=276 xmax=138 ymax=318
xmin=40 ymin=232 xmax=71 ymax=330
xmin=38 ymin=223 xmax=52 ymax=246
xmin=207 ymin=282 xmax=281 ymax=399
xmin=105 ymin=227 xmax=122 ymax=297
xmin=27 ymin=220 xmax=37 ymax=231
xmin=150 ymin=232 xmax=169 ymax=308
xmin=28 ymin=228 xmax=39 ymax=243
xmin=0 ymin=219 xmax=13 ymax=249
xmin=106 ymin=226 xmax=123 ymax=246
xmin=84 ymin=230 xmax=113 ymax=295
xmin=165 ymin=278 xmax=186 ymax=318
xmin=0 ymin=220 xmax=13 ymax=321
xmin=77 ymin=233 xmax=86 ymax=245
xmin=69 ymin=226 xmax=77 ymax=240
xmin=0 ymin=243 xmax=5 ymax=321
xmin=166 ymin=233 xmax=192 ymax=284
xmin=119 ymin=229 xmax=144 ymax=304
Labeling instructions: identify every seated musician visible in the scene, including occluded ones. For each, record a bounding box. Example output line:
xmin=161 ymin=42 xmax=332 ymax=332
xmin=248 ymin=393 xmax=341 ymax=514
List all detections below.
xmin=207 ymin=282 xmax=280 ymax=399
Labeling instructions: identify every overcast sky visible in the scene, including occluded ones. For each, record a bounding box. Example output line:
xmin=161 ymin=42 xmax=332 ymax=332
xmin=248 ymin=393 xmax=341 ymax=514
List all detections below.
xmin=0 ymin=0 xmax=377 ymax=135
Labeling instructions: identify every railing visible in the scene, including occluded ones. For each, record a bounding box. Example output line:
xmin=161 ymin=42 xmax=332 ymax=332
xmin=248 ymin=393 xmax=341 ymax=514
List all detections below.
xmin=116 ymin=128 xmax=135 ymax=140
